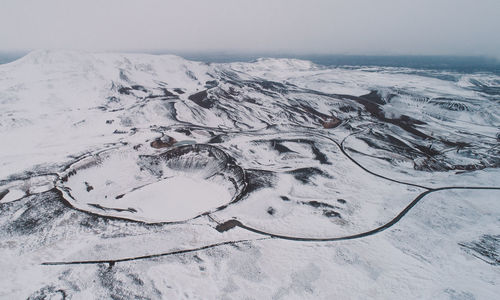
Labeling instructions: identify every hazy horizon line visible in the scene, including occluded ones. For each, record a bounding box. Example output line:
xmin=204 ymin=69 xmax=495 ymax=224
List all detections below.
xmin=2 ymin=49 xmax=499 ymax=74
xmin=1 ymin=49 xmax=499 ymax=61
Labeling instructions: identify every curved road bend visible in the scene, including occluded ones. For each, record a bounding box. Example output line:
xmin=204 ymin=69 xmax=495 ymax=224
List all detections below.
xmin=217 ymin=186 xmax=500 ymax=242
xmin=41 ymin=129 xmax=500 ymax=265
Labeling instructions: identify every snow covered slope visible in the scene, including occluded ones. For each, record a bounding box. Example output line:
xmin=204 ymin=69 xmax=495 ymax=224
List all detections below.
xmin=0 ymin=50 xmax=499 ymax=299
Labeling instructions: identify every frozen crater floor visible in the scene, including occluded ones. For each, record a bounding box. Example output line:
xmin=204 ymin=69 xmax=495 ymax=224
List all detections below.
xmin=0 ymin=50 xmax=499 ymax=299
xmin=60 ymin=144 xmax=244 ymax=223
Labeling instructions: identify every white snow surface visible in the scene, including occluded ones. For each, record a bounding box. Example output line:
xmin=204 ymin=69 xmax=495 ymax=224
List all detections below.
xmin=0 ymin=50 xmax=499 ymax=299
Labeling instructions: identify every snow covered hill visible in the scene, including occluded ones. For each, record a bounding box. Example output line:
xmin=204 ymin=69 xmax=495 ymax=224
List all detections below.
xmin=0 ymin=51 xmax=499 ymax=299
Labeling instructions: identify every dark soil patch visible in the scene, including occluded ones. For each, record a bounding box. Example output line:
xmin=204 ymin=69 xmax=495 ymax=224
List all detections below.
xmin=287 ymin=167 xmax=330 ymax=184
xmin=150 ymin=136 xmax=177 ymax=149
xmin=215 ymin=219 xmax=242 ymax=233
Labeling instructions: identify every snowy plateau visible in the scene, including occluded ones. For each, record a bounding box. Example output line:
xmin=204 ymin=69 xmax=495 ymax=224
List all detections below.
xmin=0 ymin=50 xmax=499 ymax=299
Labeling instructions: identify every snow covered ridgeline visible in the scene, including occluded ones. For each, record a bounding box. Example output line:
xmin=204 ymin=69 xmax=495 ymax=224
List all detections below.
xmin=0 ymin=49 xmax=498 ymax=226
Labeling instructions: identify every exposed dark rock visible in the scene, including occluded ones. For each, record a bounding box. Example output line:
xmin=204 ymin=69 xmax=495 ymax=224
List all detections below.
xmin=310 ymin=145 xmax=330 ymax=165
xmin=174 ymin=128 xmax=192 ymax=136
xmin=256 ymin=80 xmax=288 ymax=93
xmin=161 ymin=88 xmax=175 ymax=97
xmin=267 ymin=207 xmax=276 ymax=215
xmin=270 ymin=139 xmax=295 ymax=154
xmin=131 ymin=85 xmax=147 ymax=92
xmin=205 ymin=80 xmax=218 ymax=88
xmin=339 ymin=105 xmax=358 ymax=113
xmin=117 ymin=87 xmax=132 ymax=95
xmin=323 ymin=210 xmax=341 ymax=218
xmin=459 ymin=235 xmax=500 ymax=266
xmin=188 ymin=90 xmax=215 ymax=109
xmin=85 ymin=182 xmax=94 ymax=192
xmin=88 ymin=203 xmax=137 ymax=213
xmin=208 ymin=135 xmax=224 ymax=144
xmin=350 ymin=91 xmax=431 ymax=139
xmin=185 ymin=70 xmax=197 ymax=81
xmin=244 ymin=169 xmax=276 ymax=194
xmin=303 ymin=201 xmax=338 ymax=210
xmin=0 ymin=189 xmax=9 ymax=201
xmin=299 ymin=104 xmax=342 ymax=128
xmin=415 ymin=144 xmax=441 ymax=157
xmin=414 ymin=157 xmax=451 ymax=171
xmin=27 ymin=285 xmax=68 ymax=300
xmin=107 ymin=96 xmax=120 ymax=103
xmin=3 ymin=190 xmax=67 ymax=235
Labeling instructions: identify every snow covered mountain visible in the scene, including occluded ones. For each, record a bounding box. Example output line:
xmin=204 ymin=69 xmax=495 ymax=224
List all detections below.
xmin=0 ymin=50 xmax=499 ymax=299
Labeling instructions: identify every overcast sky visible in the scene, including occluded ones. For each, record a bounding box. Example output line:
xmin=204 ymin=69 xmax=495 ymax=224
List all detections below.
xmin=1 ymin=0 xmax=499 ymax=57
